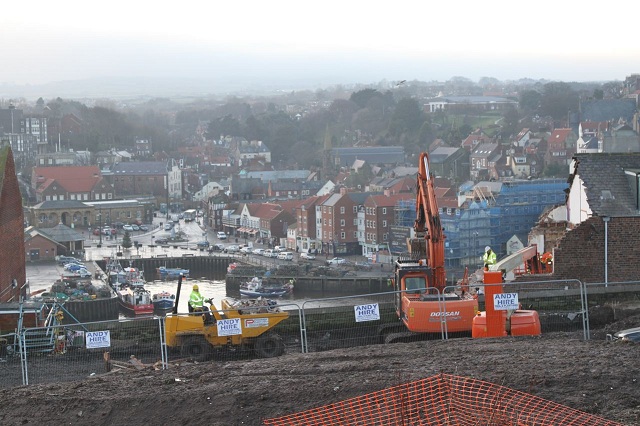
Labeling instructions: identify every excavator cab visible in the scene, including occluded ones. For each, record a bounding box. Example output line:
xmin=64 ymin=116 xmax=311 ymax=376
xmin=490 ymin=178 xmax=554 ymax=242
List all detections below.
xmin=392 ymin=258 xmax=478 ymax=334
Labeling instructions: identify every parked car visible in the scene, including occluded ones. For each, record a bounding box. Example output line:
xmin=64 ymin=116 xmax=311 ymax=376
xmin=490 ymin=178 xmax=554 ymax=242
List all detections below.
xmin=155 ymin=238 xmax=169 ymax=245
xmin=64 ymin=263 xmax=85 ymax=271
xmin=196 ymin=241 xmax=210 ymax=248
xmin=252 ymin=248 xmax=265 ymax=256
xmin=131 ymin=224 xmax=140 ymax=231
xmin=277 ymin=251 xmax=294 ymax=261
xmin=56 ymin=256 xmax=82 ymax=266
xmin=164 ymin=223 xmax=173 ymax=231
xmin=326 ymin=257 xmax=346 ymax=265
xmin=139 ymin=225 xmax=149 ymax=232
xmin=209 ymin=243 xmax=225 ymax=252
xmin=92 ymin=228 xmax=101 ymax=236
xmin=262 ymin=249 xmax=276 ymax=258
xmin=355 ymin=261 xmax=374 ymax=270
xmin=273 ymin=246 xmax=284 ymax=253
xmin=607 ymin=327 xmax=640 ymax=342
xmin=216 ymin=231 xmax=227 ymax=240
xmin=240 ymin=246 xmax=252 ymax=254
xmin=123 ymin=224 xmax=134 ymax=232
xmin=300 ymin=252 xmax=316 ymax=260
xmin=68 ymin=268 xmax=91 ymax=278
xmin=225 ymin=245 xmax=239 ymax=253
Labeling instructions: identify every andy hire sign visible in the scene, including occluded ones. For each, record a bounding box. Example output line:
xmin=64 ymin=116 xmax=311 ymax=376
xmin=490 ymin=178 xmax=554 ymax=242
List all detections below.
xmin=493 ymin=293 xmax=519 ymax=310
xmin=354 ymin=303 xmax=380 ymax=322
xmin=86 ymin=331 xmax=111 ymax=349
xmin=217 ymin=318 xmax=242 ymax=336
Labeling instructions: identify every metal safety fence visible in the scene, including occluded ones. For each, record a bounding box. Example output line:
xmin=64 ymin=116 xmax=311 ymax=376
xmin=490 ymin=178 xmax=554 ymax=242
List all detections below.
xmin=6 ymin=277 xmax=640 ymax=389
xmin=18 ymin=316 xmax=165 ymax=386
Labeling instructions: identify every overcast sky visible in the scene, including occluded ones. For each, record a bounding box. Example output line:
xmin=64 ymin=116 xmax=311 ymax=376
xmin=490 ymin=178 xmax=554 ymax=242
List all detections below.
xmin=2 ymin=0 xmax=639 ymax=90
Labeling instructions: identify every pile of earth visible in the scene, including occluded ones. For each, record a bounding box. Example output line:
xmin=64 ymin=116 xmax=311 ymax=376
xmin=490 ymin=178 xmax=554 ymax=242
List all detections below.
xmin=1 ymin=317 xmax=639 ymax=426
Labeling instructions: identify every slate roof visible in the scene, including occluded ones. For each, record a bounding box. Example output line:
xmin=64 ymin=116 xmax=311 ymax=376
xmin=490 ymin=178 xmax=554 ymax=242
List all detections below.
xmin=33 ymin=200 xmax=89 ymax=210
xmin=572 ymin=153 xmax=640 ymax=217
xmin=581 ymin=99 xmax=637 ymax=124
xmin=39 ymin=223 xmax=85 ymax=242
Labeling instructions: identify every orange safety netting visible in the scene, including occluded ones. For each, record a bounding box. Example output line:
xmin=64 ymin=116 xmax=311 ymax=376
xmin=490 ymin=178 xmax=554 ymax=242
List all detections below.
xmin=263 ymin=373 xmax=623 ymax=426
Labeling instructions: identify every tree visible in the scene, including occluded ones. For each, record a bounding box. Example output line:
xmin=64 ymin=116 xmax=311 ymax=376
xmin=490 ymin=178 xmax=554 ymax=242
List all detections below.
xmin=539 ymin=82 xmax=579 ymax=120
xmin=519 ymin=90 xmax=541 ymax=113
xmin=388 ymin=98 xmax=425 ymax=138
xmin=542 ymin=163 xmax=565 ymax=178
xmin=122 ymin=231 xmax=132 ymax=249
xmin=350 ymin=89 xmax=381 ymax=109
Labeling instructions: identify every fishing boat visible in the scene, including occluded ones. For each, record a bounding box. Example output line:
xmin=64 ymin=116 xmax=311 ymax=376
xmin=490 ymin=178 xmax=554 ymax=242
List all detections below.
xmin=156 ymin=266 xmax=190 ymax=280
xmin=239 ymin=277 xmax=294 ymax=298
xmin=116 ymin=285 xmax=154 ymax=316
xmin=152 ymin=291 xmax=175 ymax=315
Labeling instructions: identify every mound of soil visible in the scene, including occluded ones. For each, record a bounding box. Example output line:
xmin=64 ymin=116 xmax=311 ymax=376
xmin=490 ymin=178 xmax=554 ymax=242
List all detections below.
xmin=1 ymin=325 xmax=639 ymax=425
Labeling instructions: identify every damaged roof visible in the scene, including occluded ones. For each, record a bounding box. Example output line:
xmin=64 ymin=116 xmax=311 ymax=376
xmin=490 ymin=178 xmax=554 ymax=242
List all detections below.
xmin=572 ymin=153 xmax=640 ymax=217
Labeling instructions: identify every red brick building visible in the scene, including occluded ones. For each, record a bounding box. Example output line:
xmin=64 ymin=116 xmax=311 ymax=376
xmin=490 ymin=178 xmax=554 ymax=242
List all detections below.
xmin=0 ymin=146 xmax=27 ymax=302
xmin=31 ymin=165 xmax=115 ymax=202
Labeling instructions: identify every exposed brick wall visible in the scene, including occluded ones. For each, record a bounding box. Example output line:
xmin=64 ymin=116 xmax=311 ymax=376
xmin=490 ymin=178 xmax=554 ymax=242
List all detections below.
xmin=0 ymin=148 xmax=26 ymax=302
xmin=554 ymin=216 xmax=640 ymax=283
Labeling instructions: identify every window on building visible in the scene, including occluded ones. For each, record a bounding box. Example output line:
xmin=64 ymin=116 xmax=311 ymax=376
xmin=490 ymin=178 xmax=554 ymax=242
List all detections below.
xmin=382 ymin=208 xmax=387 ymax=214
xmin=340 ymin=206 xmax=345 ymax=214
xmin=340 ymin=219 xmax=345 ymax=226
xmin=341 ymin=232 xmax=345 ymax=239
xmin=382 ymin=220 xmax=387 ymax=227
xmin=353 ymin=231 xmax=357 ymax=238
xmin=383 ymin=233 xmax=388 ymax=240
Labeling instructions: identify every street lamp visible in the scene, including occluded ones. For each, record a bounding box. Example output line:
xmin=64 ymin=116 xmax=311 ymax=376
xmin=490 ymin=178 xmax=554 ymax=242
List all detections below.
xmin=97 ymin=211 xmax=102 ymax=247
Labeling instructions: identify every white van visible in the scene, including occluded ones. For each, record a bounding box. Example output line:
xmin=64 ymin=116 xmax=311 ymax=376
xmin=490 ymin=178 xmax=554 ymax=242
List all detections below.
xmin=216 ymin=231 xmax=227 ymax=240
xmin=278 ymin=252 xmax=294 ymax=261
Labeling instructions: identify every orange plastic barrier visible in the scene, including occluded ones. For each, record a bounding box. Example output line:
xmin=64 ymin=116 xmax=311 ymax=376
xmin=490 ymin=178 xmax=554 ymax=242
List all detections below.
xmin=263 ymin=373 xmax=623 ymax=426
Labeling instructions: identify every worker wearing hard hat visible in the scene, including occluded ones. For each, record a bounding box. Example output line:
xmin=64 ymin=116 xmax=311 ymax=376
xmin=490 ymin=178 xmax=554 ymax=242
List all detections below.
xmin=483 ymin=246 xmax=497 ymax=270
xmin=188 ymin=284 xmax=213 ymax=323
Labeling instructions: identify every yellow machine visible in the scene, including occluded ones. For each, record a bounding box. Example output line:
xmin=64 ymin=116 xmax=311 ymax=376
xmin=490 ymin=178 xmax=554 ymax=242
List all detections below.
xmin=164 ymin=275 xmax=290 ymax=360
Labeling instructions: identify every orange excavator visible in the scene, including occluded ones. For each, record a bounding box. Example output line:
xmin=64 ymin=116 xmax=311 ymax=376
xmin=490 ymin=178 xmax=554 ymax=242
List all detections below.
xmin=383 ymin=152 xmax=478 ymax=343
xmin=384 ymin=152 xmax=540 ymax=343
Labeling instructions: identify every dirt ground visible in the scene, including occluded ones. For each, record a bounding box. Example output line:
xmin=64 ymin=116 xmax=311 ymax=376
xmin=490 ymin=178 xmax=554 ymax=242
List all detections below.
xmin=1 ymin=317 xmax=639 ymax=426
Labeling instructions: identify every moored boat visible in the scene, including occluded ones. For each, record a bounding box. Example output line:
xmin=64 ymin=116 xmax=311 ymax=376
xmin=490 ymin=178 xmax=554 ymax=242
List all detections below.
xmin=156 ymin=266 xmax=190 ymax=280
xmin=152 ymin=291 xmax=175 ymax=315
xmin=116 ymin=286 xmax=154 ymax=316
xmin=239 ymin=277 xmax=294 ymax=298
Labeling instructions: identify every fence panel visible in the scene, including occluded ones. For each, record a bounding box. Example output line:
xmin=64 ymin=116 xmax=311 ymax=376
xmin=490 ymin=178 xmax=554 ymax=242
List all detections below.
xmin=22 ymin=317 xmax=163 ymax=386
xmin=0 ymin=332 xmax=23 ymax=388
xmin=301 ymin=290 xmax=449 ymax=354
xmin=164 ymin=299 xmax=302 ymax=362
xmin=492 ymin=279 xmax=587 ymax=336
xmin=584 ymin=281 xmax=640 ymax=340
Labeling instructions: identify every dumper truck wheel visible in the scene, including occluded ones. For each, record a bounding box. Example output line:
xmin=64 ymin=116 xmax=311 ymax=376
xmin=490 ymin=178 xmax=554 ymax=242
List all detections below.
xmin=181 ymin=336 xmax=212 ymax=361
xmin=255 ymin=333 xmax=285 ymax=358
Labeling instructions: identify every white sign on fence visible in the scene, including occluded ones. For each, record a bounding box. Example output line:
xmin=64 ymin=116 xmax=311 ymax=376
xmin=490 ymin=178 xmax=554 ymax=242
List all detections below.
xmin=85 ymin=331 xmax=111 ymax=349
xmin=217 ymin=318 xmax=242 ymax=336
xmin=493 ymin=293 xmax=519 ymax=310
xmin=354 ymin=303 xmax=380 ymax=322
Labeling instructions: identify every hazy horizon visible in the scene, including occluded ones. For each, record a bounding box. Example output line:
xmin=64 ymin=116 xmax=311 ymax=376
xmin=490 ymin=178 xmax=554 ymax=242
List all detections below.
xmin=2 ymin=0 xmax=639 ymax=99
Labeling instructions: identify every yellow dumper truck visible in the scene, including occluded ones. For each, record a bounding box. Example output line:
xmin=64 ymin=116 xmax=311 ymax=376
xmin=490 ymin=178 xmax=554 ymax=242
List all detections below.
xmin=164 ymin=276 xmax=290 ymax=360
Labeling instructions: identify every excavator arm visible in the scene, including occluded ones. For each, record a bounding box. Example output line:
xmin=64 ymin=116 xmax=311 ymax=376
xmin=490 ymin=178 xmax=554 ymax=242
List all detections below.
xmin=412 ymin=152 xmax=446 ymax=291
